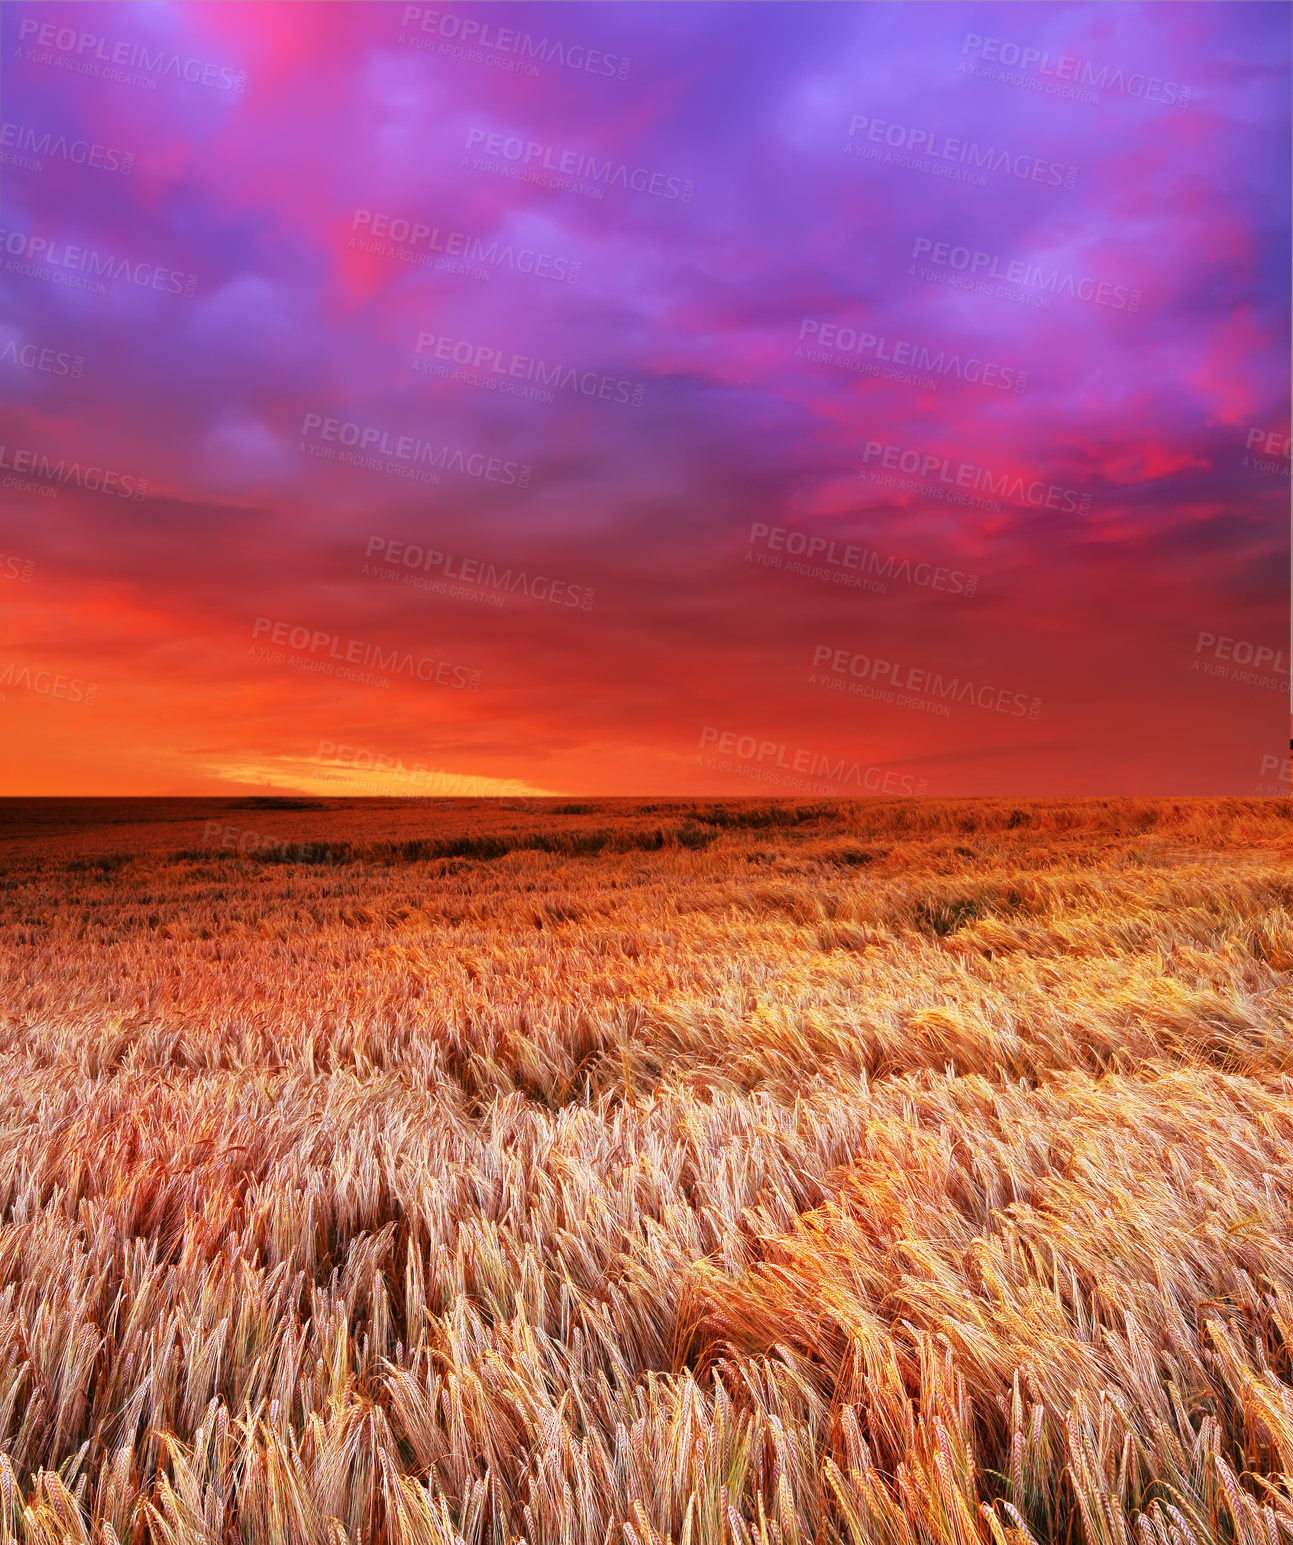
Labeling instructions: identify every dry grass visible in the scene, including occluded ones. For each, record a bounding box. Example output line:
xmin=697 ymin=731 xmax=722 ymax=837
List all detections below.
xmin=0 ymin=795 xmax=1290 ymax=1545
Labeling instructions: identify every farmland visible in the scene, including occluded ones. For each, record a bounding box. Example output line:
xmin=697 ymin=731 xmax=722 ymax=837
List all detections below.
xmin=0 ymin=795 xmax=1290 ymax=1545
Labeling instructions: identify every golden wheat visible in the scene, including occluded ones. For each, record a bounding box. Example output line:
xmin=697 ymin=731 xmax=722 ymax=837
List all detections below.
xmin=0 ymin=796 xmax=1288 ymax=1545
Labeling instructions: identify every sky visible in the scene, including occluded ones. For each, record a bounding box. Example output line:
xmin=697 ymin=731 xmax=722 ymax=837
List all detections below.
xmin=0 ymin=0 xmax=1289 ymax=799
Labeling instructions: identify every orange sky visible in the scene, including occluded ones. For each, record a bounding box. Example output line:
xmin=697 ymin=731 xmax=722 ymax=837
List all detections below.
xmin=2 ymin=1 xmax=1288 ymax=796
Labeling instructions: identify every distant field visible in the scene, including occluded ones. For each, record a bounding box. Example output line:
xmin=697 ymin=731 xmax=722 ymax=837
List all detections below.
xmin=0 ymin=797 xmax=1290 ymax=1545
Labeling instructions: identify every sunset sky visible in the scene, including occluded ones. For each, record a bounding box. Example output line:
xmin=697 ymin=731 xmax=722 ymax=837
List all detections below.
xmin=1 ymin=0 xmax=1288 ymax=797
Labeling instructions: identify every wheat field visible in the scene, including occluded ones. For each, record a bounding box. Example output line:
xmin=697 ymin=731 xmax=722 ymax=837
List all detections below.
xmin=0 ymin=795 xmax=1290 ymax=1545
